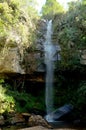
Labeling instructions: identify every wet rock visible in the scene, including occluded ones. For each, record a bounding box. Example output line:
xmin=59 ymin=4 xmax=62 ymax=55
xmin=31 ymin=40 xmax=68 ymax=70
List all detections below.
xmin=46 ymin=104 xmax=73 ymax=122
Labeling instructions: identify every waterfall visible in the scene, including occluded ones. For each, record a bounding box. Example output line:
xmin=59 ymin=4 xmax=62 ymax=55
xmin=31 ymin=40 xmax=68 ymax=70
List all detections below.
xmin=44 ymin=20 xmax=55 ymax=121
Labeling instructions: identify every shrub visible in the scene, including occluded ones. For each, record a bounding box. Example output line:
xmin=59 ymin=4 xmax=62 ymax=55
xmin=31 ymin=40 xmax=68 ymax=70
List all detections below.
xmin=0 ymin=84 xmax=15 ymax=113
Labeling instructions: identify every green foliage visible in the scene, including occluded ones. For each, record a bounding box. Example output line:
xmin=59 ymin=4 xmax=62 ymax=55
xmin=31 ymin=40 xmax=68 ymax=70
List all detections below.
xmin=41 ymin=0 xmax=64 ymax=20
xmin=54 ymin=74 xmax=86 ymax=120
xmin=76 ymin=82 xmax=86 ymax=107
xmin=53 ymin=0 xmax=86 ymax=69
xmin=72 ymin=81 xmax=86 ymax=120
xmin=8 ymin=91 xmax=45 ymax=113
xmin=0 ymin=82 xmax=15 ymax=113
xmin=82 ymin=0 xmax=86 ymax=5
xmin=54 ymin=74 xmax=77 ymax=106
xmin=0 ymin=0 xmax=39 ymax=57
xmin=0 ymin=79 xmax=45 ymax=114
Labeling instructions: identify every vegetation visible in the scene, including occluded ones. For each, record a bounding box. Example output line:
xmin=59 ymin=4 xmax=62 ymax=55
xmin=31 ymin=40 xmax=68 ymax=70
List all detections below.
xmin=41 ymin=0 xmax=64 ymax=20
xmin=0 ymin=0 xmax=86 ymax=123
xmin=54 ymin=72 xmax=86 ymax=120
xmin=0 ymin=0 xmax=39 ymax=60
xmin=0 ymin=79 xmax=15 ymax=113
xmin=51 ymin=0 xmax=86 ymax=120
xmin=0 ymin=79 xmax=45 ymax=114
xmin=53 ymin=0 xmax=86 ymax=69
xmin=40 ymin=0 xmax=86 ymax=121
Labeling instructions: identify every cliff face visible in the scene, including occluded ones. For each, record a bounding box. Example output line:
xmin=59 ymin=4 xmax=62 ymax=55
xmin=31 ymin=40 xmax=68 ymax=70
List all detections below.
xmin=0 ymin=18 xmax=47 ymax=77
xmin=0 ymin=47 xmax=23 ymax=74
xmin=0 ymin=1 xmax=48 ymax=78
xmin=23 ymin=19 xmax=47 ymax=74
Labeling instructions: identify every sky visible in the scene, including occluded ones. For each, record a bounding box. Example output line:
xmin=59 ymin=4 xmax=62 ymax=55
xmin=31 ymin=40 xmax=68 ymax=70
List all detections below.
xmin=36 ymin=0 xmax=78 ymax=13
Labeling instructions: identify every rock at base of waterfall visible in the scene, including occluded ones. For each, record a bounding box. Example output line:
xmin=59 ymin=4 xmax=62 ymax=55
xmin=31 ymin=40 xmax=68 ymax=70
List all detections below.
xmin=28 ymin=115 xmax=52 ymax=128
xmin=45 ymin=104 xmax=73 ymax=122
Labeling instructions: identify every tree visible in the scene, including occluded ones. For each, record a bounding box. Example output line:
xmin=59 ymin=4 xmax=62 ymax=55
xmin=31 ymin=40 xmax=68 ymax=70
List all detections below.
xmin=52 ymin=0 xmax=86 ymax=69
xmin=41 ymin=0 xmax=64 ymax=20
xmin=82 ymin=0 xmax=86 ymax=5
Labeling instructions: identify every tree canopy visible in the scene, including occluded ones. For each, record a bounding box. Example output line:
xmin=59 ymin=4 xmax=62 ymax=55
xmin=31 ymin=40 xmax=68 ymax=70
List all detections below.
xmin=0 ymin=0 xmax=39 ymax=48
xmin=52 ymin=0 xmax=86 ymax=69
xmin=41 ymin=0 xmax=64 ymax=20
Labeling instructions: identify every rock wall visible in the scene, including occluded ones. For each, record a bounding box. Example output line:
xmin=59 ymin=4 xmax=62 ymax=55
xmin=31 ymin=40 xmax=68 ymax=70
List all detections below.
xmin=0 ymin=16 xmax=61 ymax=78
xmin=23 ymin=19 xmax=47 ymax=74
xmin=0 ymin=19 xmax=47 ymax=78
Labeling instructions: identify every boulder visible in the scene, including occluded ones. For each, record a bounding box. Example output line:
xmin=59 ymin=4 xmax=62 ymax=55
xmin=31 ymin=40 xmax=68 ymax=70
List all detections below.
xmin=10 ymin=113 xmax=25 ymax=125
xmin=28 ymin=115 xmax=52 ymax=128
xmin=22 ymin=113 xmax=31 ymax=122
xmin=45 ymin=104 xmax=73 ymax=122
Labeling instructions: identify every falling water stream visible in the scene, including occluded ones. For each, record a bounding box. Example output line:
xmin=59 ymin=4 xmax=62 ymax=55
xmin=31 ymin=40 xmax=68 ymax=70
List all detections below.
xmin=44 ymin=20 xmax=55 ymax=121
